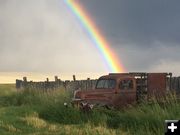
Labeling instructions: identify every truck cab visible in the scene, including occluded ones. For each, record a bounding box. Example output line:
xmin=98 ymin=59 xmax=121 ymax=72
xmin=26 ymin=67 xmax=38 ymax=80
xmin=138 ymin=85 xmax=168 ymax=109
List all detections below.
xmin=72 ymin=74 xmax=137 ymax=108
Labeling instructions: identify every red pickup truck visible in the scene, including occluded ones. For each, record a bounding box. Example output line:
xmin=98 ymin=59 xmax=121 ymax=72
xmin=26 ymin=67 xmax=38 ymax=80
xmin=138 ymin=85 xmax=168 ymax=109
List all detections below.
xmin=72 ymin=72 xmax=172 ymax=110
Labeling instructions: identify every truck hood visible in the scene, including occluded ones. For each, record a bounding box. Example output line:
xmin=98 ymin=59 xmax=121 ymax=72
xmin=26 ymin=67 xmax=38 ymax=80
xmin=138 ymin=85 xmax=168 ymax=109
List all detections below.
xmin=74 ymin=89 xmax=115 ymax=100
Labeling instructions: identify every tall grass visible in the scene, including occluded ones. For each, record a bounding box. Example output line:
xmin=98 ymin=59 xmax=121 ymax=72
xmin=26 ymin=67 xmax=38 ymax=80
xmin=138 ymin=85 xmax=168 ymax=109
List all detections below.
xmin=0 ymin=84 xmax=180 ymax=135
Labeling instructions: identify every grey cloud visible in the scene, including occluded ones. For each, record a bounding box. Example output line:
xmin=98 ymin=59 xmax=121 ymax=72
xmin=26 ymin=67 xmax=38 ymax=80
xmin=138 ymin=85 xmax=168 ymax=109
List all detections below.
xmin=116 ymin=42 xmax=180 ymax=73
xmin=80 ymin=0 xmax=180 ymax=46
xmin=0 ymin=0 xmax=180 ymax=75
xmin=0 ymin=0 xmax=106 ymax=73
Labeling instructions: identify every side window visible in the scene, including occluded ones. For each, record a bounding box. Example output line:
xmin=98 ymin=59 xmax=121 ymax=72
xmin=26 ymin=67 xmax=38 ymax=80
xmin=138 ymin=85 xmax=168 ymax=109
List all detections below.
xmin=119 ymin=80 xmax=133 ymax=90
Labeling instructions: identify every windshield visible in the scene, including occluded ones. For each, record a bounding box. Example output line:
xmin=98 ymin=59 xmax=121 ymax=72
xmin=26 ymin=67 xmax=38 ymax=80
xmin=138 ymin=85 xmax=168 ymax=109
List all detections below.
xmin=96 ymin=79 xmax=116 ymax=89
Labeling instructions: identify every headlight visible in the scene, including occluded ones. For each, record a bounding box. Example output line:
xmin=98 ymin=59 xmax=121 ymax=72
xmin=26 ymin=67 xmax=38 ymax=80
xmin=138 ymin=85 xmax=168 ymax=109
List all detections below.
xmin=64 ymin=102 xmax=68 ymax=107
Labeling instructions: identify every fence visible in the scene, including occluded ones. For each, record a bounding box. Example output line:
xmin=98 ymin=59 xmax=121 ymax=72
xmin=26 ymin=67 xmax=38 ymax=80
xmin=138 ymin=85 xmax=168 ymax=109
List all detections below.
xmin=16 ymin=75 xmax=180 ymax=92
xmin=16 ymin=76 xmax=97 ymax=91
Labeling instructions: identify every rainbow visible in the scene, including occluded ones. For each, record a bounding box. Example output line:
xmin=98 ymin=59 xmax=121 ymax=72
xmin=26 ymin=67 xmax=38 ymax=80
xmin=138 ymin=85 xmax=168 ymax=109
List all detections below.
xmin=64 ymin=0 xmax=125 ymax=72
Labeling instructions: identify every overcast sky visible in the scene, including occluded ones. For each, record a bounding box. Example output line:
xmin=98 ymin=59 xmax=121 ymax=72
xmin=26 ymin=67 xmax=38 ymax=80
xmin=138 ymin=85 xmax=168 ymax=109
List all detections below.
xmin=1 ymin=0 xmax=180 ymax=76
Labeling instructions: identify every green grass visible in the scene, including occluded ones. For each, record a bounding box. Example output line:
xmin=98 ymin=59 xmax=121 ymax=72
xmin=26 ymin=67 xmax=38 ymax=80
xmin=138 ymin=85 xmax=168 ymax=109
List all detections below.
xmin=0 ymin=84 xmax=179 ymax=135
xmin=0 ymin=84 xmax=16 ymax=96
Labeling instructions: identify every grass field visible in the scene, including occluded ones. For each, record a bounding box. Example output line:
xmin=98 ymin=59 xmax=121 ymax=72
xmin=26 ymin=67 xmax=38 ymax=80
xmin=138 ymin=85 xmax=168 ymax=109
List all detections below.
xmin=0 ymin=84 xmax=179 ymax=135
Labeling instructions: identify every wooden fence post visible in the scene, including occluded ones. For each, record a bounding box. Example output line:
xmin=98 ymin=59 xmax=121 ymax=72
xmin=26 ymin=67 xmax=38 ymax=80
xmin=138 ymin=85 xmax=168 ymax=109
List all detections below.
xmin=55 ymin=76 xmax=58 ymax=82
xmin=73 ymin=75 xmax=76 ymax=81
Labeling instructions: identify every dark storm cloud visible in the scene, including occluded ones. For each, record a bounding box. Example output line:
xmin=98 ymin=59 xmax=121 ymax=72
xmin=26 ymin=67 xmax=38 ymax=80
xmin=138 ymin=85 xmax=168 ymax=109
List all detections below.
xmin=79 ymin=0 xmax=180 ymax=74
xmin=80 ymin=0 xmax=180 ymax=46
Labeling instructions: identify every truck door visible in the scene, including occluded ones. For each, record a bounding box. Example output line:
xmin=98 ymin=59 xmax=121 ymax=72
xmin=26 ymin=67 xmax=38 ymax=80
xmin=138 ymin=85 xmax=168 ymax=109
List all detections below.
xmin=118 ymin=79 xmax=136 ymax=106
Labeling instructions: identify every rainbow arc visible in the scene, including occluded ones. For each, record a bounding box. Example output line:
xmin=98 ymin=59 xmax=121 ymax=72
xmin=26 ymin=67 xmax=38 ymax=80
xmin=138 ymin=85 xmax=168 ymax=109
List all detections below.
xmin=64 ymin=0 xmax=125 ymax=73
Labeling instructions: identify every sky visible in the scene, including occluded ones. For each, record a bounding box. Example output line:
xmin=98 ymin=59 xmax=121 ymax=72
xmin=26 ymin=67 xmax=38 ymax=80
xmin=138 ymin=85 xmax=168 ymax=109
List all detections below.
xmin=0 ymin=0 xmax=180 ymax=82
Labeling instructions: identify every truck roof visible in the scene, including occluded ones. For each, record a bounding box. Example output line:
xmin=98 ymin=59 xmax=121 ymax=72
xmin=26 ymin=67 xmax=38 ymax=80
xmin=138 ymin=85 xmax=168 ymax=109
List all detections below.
xmin=99 ymin=73 xmax=135 ymax=80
